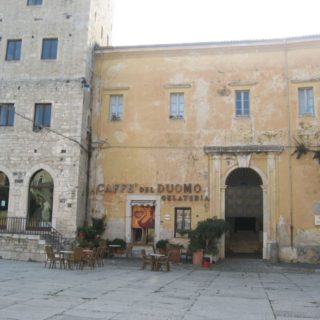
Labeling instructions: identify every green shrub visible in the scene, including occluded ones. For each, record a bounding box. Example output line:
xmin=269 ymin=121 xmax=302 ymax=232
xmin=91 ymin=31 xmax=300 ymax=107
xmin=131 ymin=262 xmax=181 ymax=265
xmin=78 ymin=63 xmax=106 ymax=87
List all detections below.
xmin=188 ymin=218 xmax=226 ymax=255
xmin=156 ymin=239 xmax=169 ymax=250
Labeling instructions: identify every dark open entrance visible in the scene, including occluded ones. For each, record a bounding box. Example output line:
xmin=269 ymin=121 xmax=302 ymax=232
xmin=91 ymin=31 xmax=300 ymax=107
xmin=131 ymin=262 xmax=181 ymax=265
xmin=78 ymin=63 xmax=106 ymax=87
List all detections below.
xmin=225 ymin=168 xmax=263 ymax=258
xmin=0 ymin=172 xmax=9 ymax=229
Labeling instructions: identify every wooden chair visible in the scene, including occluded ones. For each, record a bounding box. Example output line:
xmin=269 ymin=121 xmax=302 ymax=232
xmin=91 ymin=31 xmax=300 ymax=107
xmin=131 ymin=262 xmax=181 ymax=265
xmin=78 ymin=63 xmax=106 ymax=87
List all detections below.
xmin=45 ymin=245 xmax=64 ymax=269
xmin=82 ymin=248 xmax=96 ymax=269
xmin=141 ymin=249 xmax=153 ymax=270
xmin=67 ymin=247 xmax=84 ymax=270
xmin=95 ymin=246 xmax=105 ymax=267
xmin=126 ymin=243 xmax=133 ymax=258
xmin=155 ymin=254 xmax=171 ymax=272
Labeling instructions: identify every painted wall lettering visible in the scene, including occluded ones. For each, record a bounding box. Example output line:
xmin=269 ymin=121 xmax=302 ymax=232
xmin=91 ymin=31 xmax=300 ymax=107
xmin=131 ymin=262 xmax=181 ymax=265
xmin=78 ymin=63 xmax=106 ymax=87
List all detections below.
xmin=96 ymin=183 xmax=208 ymax=201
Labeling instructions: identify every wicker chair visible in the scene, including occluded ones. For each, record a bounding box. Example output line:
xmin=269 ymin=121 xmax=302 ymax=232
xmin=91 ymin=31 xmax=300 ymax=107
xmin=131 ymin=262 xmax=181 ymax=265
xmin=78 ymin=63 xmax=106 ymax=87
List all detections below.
xmin=45 ymin=245 xmax=64 ymax=269
xmin=95 ymin=246 xmax=105 ymax=267
xmin=67 ymin=247 xmax=84 ymax=270
xmin=141 ymin=249 xmax=153 ymax=270
xmin=155 ymin=253 xmax=171 ymax=272
xmin=82 ymin=248 xmax=97 ymax=269
xmin=126 ymin=243 xmax=133 ymax=258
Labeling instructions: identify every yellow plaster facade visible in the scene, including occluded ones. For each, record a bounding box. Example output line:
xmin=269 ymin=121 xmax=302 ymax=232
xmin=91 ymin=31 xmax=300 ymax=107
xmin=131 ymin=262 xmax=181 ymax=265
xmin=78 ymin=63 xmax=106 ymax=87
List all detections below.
xmin=90 ymin=36 xmax=320 ymax=263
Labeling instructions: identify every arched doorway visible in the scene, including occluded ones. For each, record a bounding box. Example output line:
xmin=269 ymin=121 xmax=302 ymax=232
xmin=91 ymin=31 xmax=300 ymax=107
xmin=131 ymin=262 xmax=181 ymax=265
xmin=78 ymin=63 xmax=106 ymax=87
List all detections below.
xmin=28 ymin=169 xmax=53 ymax=228
xmin=225 ymin=168 xmax=263 ymax=257
xmin=0 ymin=172 xmax=9 ymax=228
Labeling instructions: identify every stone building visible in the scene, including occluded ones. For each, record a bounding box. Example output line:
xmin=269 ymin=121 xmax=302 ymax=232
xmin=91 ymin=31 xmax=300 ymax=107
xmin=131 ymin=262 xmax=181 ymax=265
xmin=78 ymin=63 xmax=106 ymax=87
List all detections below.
xmin=0 ymin=0 xmax=113 ymax=258
xmin=90 ymin=35 xmax=320 ymax=263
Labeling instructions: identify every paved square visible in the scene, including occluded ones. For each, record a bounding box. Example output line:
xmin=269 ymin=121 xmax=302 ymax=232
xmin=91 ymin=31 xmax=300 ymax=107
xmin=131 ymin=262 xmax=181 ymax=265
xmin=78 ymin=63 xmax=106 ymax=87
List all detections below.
xmin=0 ymin=258 xmax=319 ymax=319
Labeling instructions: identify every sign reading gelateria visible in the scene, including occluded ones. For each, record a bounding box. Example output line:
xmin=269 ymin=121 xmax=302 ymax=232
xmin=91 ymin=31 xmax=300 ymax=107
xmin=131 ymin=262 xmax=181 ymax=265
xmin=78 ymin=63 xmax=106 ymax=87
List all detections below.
xmin=96 ymin=183 xmax=209 ymax=201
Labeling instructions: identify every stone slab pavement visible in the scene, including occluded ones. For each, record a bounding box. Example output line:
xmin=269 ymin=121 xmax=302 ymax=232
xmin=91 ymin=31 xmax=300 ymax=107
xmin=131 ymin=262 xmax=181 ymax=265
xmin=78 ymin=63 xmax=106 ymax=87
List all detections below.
xmin=0 ymin=257 xmax=319 ymax=320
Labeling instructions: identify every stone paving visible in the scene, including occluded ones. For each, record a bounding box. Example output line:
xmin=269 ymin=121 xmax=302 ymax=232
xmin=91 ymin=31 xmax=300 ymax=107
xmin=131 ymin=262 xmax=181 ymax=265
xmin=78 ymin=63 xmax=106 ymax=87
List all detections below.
xmin=0 ymin=258 xmax=319 ymax=320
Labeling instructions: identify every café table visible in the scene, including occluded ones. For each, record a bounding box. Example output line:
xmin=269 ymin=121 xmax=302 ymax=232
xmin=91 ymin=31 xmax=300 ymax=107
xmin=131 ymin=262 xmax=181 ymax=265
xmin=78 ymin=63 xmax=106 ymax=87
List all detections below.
xmin=59 ymin=250 xmax=73 ymax=269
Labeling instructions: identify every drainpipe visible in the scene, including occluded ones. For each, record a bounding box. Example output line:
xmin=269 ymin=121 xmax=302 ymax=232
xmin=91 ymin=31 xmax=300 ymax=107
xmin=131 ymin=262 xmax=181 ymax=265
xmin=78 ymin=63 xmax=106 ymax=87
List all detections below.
xmin=284 ymin=39 xmax=294 ymax=248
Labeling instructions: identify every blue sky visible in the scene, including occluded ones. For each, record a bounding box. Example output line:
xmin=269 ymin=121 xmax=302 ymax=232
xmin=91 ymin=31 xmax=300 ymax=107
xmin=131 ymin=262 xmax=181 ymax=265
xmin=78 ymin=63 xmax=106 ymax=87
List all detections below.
xmin=112 ymin=0 xmax=320 ymax=46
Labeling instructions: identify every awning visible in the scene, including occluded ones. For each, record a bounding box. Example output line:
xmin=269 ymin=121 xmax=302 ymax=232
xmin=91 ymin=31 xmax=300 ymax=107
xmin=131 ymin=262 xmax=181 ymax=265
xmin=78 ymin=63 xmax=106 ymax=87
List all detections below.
xmin=130 ymin=200 xmax=156 ymax=207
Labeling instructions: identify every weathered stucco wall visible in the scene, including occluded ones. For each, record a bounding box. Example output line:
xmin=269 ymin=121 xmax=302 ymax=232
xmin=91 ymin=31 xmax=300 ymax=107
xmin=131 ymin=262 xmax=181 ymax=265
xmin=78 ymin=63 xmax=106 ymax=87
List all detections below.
xmin=90 ymin=37 xmax=320 ymax=263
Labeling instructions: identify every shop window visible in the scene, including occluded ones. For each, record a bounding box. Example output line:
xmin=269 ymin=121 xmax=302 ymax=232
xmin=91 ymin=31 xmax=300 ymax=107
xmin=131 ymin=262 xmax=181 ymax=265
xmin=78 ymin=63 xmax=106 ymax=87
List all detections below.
xmin=28 ymin=169 xmax=53 ymax=227
xmin=109 ymin=95 xmax=123 ymax=121
xmin=235 ymin=90 xmax=250 ymax=117
xmin=174 ymin=207 xmax=191 ymax=237
xmin=299 ymin=87 xmax=314 ymax=115
xmin=170 ymin=93 xmax=184 ymax=119
xmin=132 ymin=205 xmax=155 ymax=244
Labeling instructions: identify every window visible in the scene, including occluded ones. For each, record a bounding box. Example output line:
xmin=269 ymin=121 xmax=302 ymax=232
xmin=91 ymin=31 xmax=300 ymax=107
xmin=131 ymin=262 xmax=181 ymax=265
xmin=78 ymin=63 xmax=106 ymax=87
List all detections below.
xmin=170 ymin=93 xmax=184 ymax=119
xmin=235 ymin=90 xmax=250 ymax=117
xmin=174 ymin=207 xmax=191 ymax=237
xmin=0 ymin=104 xmax=15 ymax=126
xmin=34 ymin=104 xmax=51 ymax=130
xmin=299 ymin=87 xmax=314 ymax=115
xmin=41 ymin=38 xmax=58 ymax=60
xmin=6 ymin=40 xmax=22 ymax=61
xmin=27 ymin=0 xmax=42 ymax=5
xmin=109 ymin=95 xmax=123 ymax=121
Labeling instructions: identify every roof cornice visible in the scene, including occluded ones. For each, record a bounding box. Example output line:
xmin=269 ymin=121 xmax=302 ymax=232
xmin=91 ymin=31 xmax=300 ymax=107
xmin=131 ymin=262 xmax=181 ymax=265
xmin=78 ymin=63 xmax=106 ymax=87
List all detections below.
xmin=96 ymin=34 xmax=320 ymax=54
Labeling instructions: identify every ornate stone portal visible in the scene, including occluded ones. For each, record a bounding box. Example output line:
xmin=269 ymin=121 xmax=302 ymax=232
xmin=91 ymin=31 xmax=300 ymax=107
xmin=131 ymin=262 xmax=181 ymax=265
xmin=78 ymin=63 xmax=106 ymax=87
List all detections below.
xmin=204 ymin=145 xmax=284 ymax=260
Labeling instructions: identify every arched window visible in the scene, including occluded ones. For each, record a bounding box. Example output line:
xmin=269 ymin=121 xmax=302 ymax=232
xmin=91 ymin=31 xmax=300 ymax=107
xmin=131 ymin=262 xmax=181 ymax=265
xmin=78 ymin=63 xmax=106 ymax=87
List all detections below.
xmin=28 ymin=170 xmax=53 ymax=225
xmin=0 ymin=172 xmax=9 ymax=226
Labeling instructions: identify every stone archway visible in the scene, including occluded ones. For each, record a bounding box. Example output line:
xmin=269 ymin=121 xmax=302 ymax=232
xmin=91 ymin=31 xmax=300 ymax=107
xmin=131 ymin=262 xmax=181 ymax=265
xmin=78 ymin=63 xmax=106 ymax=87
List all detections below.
xmin=225 ymin=168 xmax=263 ymax=257
xmin=27 ymin=169 xmax=53 ymax=228
xmin=0 ymin=172 xmax=9 ymax=226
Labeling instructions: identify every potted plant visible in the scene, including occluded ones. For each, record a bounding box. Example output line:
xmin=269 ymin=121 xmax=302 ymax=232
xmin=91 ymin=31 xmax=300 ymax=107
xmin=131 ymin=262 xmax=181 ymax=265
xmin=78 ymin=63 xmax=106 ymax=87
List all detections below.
xmin=188 ymin=218 xmax=226 ymax=266
xmin=155 ymin=239 xmax=169 ymax=254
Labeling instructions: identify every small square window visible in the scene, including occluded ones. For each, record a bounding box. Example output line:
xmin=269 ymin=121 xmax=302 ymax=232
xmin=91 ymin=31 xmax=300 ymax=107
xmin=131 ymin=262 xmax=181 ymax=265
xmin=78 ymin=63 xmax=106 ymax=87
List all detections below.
xmin=170 ymin=93 xmax=184 ymax=119
xmin=27 ymin=0 xmax=42 ymax=5
xmin=109 ymin=95 xmax=123 ymax=121
xmin=0 ymin=104 xmax=15 ymax=127
xmin=235 ymin=90 xmax=250 ymax=117
xmin=41 ymin=38 xmax=58 ymax=60
xmin=34 ymin=103 xmax=51 ymax=130
xmin=299 ymin=87 xmax=314 ymax=115
xmin=6 ymin=40 xmax=22 ymax=61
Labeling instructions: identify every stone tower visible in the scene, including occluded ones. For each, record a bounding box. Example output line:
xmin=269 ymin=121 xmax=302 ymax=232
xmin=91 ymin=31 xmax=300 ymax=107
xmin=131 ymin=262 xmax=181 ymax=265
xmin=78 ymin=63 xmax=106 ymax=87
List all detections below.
xmin=0 ymin=0 xmax=113 ymax=238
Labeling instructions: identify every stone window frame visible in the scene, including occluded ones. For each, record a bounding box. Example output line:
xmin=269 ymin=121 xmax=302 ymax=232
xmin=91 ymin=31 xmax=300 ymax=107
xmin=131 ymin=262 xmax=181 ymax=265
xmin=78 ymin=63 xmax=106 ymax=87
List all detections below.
xmin=0 ymin=103 xmax=15 ymax=127
xmin=235 ymin=90 xmax=250 ymax=117
xmin=5 ymin=39 xmax=22 ymax=61
xmin=169 ymin=92 xmax=185 ymax=120
xmin=41 ymin=38 xmax=58 ymax=60
xmin=109 ymin=94 xmax=123 ymax=121
xmin=298 ymin=87 xmax=315 ymax=116
xmin=174 ymin=207 xmax=191 ymax=237
xmin=33 ymin=103 xmax=52 ymax=131
xmin=27 ymin=0 xmax=43 ymax=6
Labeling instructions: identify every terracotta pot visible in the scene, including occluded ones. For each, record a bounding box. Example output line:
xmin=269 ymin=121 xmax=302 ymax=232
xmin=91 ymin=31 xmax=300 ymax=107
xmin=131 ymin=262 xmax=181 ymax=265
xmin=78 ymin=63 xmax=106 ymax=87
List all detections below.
xmin=168 ymin=248 xmax=181 ymax=263
xmin=192 ymin=249 xmax=203 ymax=266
